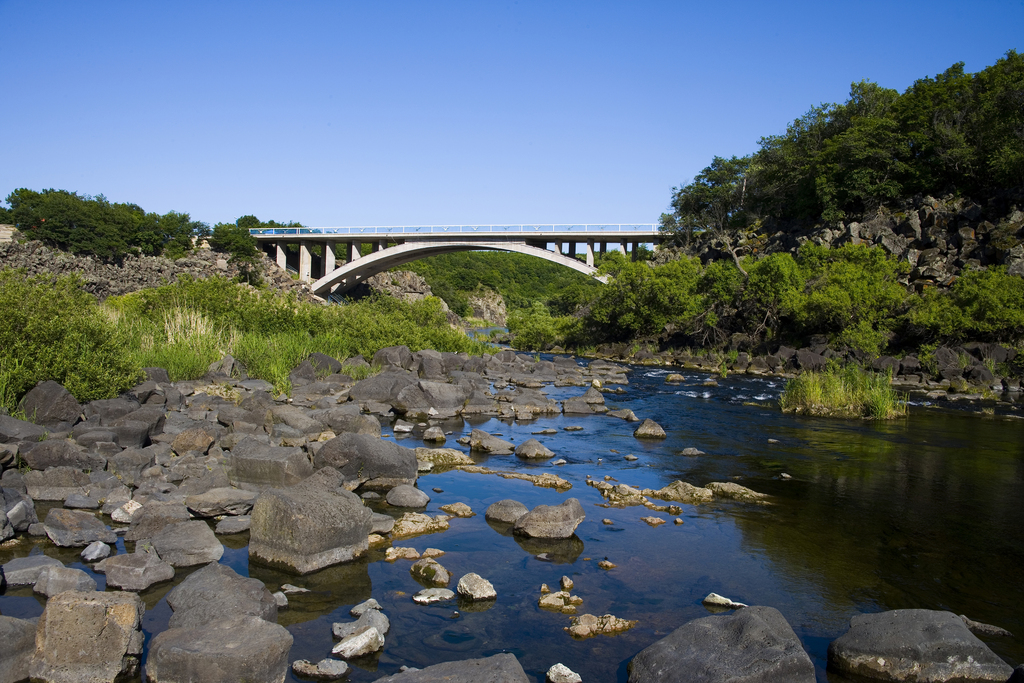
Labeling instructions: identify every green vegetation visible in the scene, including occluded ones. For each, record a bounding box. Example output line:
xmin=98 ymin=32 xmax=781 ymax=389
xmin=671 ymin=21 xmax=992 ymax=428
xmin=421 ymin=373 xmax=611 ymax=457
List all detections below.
xmin=0 ymin=270 xmax=489 ymax=410
xmin=661 ymin=50 xmax=1024 ymax=241
xmin=401 ymin=251 xmax=601 ymax=316
xmin=779 ymin=363 xmax=908 ymax=419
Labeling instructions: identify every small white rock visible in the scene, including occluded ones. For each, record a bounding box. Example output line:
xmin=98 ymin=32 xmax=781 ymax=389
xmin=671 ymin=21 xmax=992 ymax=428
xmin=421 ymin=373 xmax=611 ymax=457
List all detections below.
xmin=111 ymin=500 xmax=142 ymax=523
xmin=331 ymin=626 xmax=384 ymax=658
xmin=547 ymin=662 xmax=583 ymax=683
xmin=273 ymin=591 xmax=288 ymax=608
xmin=702 ymin=592 xmax=747 ymax=609
xmin=412 ymin=588 xmax=455 ymax=604
xmin=350 ymin=598 xmax=382 ymax=616
xmin=456 ymin=573 xmax=496 ymax=601
xmin=81 ymin=541 xmax=111 ymax=562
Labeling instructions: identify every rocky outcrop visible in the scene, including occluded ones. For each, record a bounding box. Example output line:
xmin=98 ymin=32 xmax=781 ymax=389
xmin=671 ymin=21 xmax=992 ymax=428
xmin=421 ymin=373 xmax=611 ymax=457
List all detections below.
xmin=468 ymin=288 xmax=507 ymax=326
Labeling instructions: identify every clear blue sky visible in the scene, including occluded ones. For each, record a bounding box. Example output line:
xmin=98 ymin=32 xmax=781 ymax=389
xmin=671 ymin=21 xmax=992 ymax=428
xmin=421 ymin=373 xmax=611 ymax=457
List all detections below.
xmin=1 ymin=1 xmax=1021 ymax=227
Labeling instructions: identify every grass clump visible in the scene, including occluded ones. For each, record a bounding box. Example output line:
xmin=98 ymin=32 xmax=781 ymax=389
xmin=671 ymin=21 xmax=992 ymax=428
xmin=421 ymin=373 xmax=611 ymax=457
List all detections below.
xmin=779 ymin=362 xmax=908 ymax=419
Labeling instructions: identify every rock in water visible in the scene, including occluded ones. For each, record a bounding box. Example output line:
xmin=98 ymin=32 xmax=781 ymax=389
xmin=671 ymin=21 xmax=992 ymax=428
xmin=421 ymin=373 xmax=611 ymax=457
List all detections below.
xmin=43 ymin=508 xmax=116 ymax=547
xmin=468 ymin=429 xmax=515 ymax=454
xmin=629 ymin=606 xmax=813 ymax=682
xmin=0 ymin=555 xmax=63 ymax=586
xmin=567 ymin=613 xmax=637 ymax=639
xmin=151 ymin=520 xmax=224 ymax=567
xmin=95 ymin=552 xmax=175 ymax=591
xmin=548 ymin=663 xmax=583 ymax=683
xmin=413 ymin=587 xmax=455 ymax=604
xmin=386 ymin=484 xmax=431 ymax=508
xmin=165 ymin=562 xmax=277 ymax=629
xmin=249 ymin=467 xmax=372 ymax=574
xmin=332 ymin=626 xmax=384 ymax=659
xmin=485 ymin=499 xmax=528 ymax=524
xmin=29 ymin=590 xmax=146 ymax=683
xmin=827 ymin=609 xmax=1013 ymax=682
xmin=410 ymin=558 xmax=451 ymax=586
xmin=373 ymin=653 xmax=529 ymax=682
xmin=515 ymin=438 xmax=555 ymax=460
xmin=702 ymin=592 xmax=747 ymax=609
xmin=456 ymin=572 xmax=496 ymax=601
xmin=146 ymin=615 xmax=293 ymax=683
xmin=33 ymin=565 xmax=97 ymax=596
xmin=633 ymin=419 xmax=666 ymax=439
xmin=292 ymin=658 xmax=350 ymax=680
xmin=81 ymin=540 xmax=111 ymax=562
xmin=513 ymin=498 xmax=585 ymax=539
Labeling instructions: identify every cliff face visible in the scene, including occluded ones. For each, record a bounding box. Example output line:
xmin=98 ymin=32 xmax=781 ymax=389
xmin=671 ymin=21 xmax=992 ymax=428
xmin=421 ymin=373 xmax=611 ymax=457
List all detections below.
xmin=362 ymin=270 xmax=461 ymax=325
xmin=468 ymin=288 xmax=507 ymax=326
xmin=0 ymin=235 xmax=320 ymax=302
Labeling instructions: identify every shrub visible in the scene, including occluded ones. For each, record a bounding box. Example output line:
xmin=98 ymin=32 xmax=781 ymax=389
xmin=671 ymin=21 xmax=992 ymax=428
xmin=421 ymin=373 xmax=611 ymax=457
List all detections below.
xmin=779 ymin=362 xmax=907 ymax=419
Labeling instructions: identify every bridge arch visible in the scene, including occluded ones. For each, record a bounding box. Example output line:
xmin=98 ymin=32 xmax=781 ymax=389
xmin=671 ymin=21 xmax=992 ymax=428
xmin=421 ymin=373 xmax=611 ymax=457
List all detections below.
xmin=310 ymin=240 xmax=606 ymax=296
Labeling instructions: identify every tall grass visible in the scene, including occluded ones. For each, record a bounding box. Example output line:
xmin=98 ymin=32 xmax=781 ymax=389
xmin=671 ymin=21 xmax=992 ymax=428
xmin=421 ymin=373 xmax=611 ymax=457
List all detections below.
xmin=779 ymin=363 xmax=908 ymax=419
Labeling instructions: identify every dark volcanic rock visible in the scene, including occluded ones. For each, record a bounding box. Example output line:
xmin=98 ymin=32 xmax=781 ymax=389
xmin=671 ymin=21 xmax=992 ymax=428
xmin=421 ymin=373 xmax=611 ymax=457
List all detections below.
xmin=165 ymin=561 xmax=277 ymax=629
xmin=313 ymin=432 xmax=418 ymax=490
xmin=374 ymin=653 xmax=529 ymax=682
xmin=43 ymin=507 xmax=117 ymax=547
xmin=18 ymin=380 xmax=82 ymax=429
xmin=513 ymin=498 xmax=585 ymax=539
xmin=827 ymin=609 xmax=1013 ymax=682
xmin=629 ymin=605 xmax=815 ymax=683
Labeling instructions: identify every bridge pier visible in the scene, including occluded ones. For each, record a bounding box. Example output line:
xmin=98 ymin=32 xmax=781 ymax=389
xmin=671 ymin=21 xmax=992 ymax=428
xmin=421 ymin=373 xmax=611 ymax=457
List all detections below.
xmin=586 ymin=239 xmax=595 ymax=267
xmin=299 ymin=241 xmax=313 ymax=281
xmin=347 ymin=242 xmax=361 ymax=263
xmin=323 ymin=241 xmax=336 ymax=275
xmin=275 ymin=243 xmax=286 ymax=269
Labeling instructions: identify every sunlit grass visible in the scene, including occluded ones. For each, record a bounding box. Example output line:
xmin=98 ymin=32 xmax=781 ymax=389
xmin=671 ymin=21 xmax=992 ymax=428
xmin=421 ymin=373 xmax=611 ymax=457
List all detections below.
xmin=779 ymin=363 xmax=908 ymax=419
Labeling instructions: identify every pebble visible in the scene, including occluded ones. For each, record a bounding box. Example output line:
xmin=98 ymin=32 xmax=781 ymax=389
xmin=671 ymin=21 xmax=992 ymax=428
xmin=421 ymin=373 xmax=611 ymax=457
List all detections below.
xmin=560 ymin=576 xmax=574 ymax=591
xmin=273 ymin=591 xmax=288 ymax=608
xmin=602 ymin=519 xmax=613 ymax=525
xmin=598 ymin=560 xmax=616 ymax=570
xmin=674 ymin=518 xmax=684 ymax=525
xmin=432 ymin=488 xmax=444 ymax=493
xmin=552 ymin=459 xmax=567 ymax=465
xmin=624 ymin=454 xmax=638 ymax=461
xmin=641 ymin=517 xmax=666 ymax=527
xmin=547 ymin=662 xmax=583 ymax=683
xmin=412 ymin=588 xmax=455 ymax=604
xmin=563 ymin=426 xmax=583 ymax=432
xmin=702 ymin=592 xmax=747 ymax=609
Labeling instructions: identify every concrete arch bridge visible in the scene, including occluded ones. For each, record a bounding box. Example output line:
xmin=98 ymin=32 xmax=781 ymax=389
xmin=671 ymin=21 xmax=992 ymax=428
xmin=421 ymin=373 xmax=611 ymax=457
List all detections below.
xmin=250 ymin=224 xmax=662 ymax=297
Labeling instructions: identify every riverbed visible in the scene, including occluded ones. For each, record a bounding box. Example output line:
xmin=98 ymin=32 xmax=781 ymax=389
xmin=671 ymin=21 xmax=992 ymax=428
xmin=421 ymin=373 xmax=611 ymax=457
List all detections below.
xmin=2 ymin=361 xmax=1022 ymax=682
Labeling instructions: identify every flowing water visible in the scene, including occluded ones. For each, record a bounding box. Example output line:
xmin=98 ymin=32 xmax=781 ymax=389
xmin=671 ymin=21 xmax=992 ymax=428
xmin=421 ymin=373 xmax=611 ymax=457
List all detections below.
xmin=2 ymin=362 xmax=1023 ymax=682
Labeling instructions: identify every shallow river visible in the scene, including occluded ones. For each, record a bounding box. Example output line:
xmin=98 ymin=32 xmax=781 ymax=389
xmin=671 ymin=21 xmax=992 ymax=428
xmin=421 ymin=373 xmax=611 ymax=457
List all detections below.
xmin=2 ymin=362 xmax=1023 ymax=682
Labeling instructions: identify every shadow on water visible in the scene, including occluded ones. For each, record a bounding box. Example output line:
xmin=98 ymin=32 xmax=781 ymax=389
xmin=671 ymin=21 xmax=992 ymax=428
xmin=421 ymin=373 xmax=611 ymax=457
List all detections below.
xmin=2 ymin=363 xmax=1023 ymax=682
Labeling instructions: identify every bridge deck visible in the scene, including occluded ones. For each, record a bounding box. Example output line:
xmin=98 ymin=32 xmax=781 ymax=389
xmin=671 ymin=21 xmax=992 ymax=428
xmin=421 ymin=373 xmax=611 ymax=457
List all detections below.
xmin=251 ymin=224 xmax=660 ymax=240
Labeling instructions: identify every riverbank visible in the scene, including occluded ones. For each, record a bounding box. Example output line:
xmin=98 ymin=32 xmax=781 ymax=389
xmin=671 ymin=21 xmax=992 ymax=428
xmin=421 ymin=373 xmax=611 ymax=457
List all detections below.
xmin=2 ymin=347 xmax=1021 ymax=682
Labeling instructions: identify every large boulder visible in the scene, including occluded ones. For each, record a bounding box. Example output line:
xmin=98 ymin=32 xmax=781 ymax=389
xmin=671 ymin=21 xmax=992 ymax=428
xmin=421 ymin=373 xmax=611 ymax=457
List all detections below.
xmin=21 ymin=439 xmax=105 ymax=472
xmin=0 ymin=414 xmax=48 ymax=444
xmin=827 ymin=609 xmax=1014 ymax=682
xmin=29 ymin=590 xmax=145 ymax=683
xmin=469 ymin=429 xmax=515 ymax=455
xmin=249 ymin=467 xmax=373 ymax=574
xmin=33 ymin=565 xmax=97 ymax=596
xmin=391 ymin=381 xmax=469 ymax=419
xmin=23 ymin=466 xmax=89 ymax=501
xmin=349 ymin=369 xmax=418 ymax=403
xmin=513 ymin=498 xmax=585 ymax=539
xmin=633 ymin=419 xmax=667 ymax=439
xmin=95 ymin=552 xmax=175 ymax=591
xmin=227 ymin=436 xmax=313 ymax=489
xmin=43 ymin=507 xmax=117 ymax=547
xmin=313 ymin=432 xmax=417 ymax=490
xmin=151 ymin=521 xmax=225 ymax=567
xmin=185 ymin=487 xmax=257 ymax=518
xmin=515 ymin=438 xmax=554 ymax=460
xmin=485 ymin=499 xmax=529 ymax=524
xmin=1 ymin=555 xmax=64 ymax=586
xmin=2 ymin=487 xmax=38 ymax=532
xmin=124 ymin=500 xmax=191 ymax=542
xmin=373 ymin=653 xmax=529 ymax=682
xmin=314 ymin=405 xmax=381 ymax=436
xmin=371 ymin=346 xmax=414 ymax=371
xmin=165 ymin=562 xmax=277 ymax=629
xmin=18 ymin=380 xmax=82 ymax=429
xmin=629 ymin=605 xmax=815 ymax=683
xmin=0 ymin=616 xmax=37 ymax=683
xmin=146 ymin=615 xmax=293 ymax=683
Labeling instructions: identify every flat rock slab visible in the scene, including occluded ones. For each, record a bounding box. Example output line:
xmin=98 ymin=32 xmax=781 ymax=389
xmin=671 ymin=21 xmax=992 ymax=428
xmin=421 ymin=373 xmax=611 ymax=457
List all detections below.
xmin=151 ymin=521 xmax=224 ymax=567
xmin=95 ymin=552 xmax=175 ymax=591
xmin=629 ymin=605 xmax=813 ymax=683
xmin=165 ymin=562 xmax=277 ymax=629
xmin=827 ymin=609 xmax=1014 ymax=682
xmin=33 ymin=565 xmax=97 ymax=596
xmin=185 ymin=487 xmax=257 ymax=517
xmin=124 ymin=500 xmax=191 ymax=542
xmin=30 ymin=590 xmax=145 ymax=683
xmin=146 ymin=615 xmax=293 ymax=683
xmin=215 ymin=515 xmax=251 ymax=534
xmin=1 ymin=555 xmax=64 ymax=586
xmin=44 ymin=507 xmax=117 ymax=547
xmin=374 ymin=653 xmax=529 ymax=682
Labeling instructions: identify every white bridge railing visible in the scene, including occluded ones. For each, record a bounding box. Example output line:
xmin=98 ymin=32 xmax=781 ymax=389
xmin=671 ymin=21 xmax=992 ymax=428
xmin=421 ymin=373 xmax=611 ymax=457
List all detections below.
xmin=251 ymin=224 xmax=660 ymax=237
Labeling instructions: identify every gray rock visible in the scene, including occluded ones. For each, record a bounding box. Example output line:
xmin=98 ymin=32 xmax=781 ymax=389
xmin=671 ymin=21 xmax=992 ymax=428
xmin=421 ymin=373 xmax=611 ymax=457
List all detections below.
xmin=151 ymin=521 xmax=224 ymax=567
xmin=332 ymin=626 xmax=384 ymax=659
xmin=185 ymin=487 xmax=257 ymax=517
xmin=410 ymin=558 xmax=451 ymax=586
xmin=81 ymin=540 xmax=112 ymax=562
xmin=23 ymin=466 xmax=90 ymax=501
xmin=513 ymin=498 xmax=585 ymax=539
xmin=515 ymin=438 xmax=555 ymax=460
xmin=371 ymin=512 xmax=395 ymax=534
xmin=0 ymin=615 xmax=37 ymax=683
xmin=607 ymin=408 xmax=640 ymax=421
xmin=215 ymin=515 xmax=252 ymax=534
xmin=374 ymin=653 xmax=529 ymax=682
xmin=633 ymin=418 xmax=666 ymax=439
xmin=146 ymin=615 xmax=293 ymax=683
xmin=392 ymin=380 xmax=470 ymax=419
xmin=629 ymin=605 xmax=815 ymax=683
xmin=547 ymin=663 xmax=583 ymax=683
xmin=456 ymin=572 xmax=496 ymax=601
xmin=315 ymin=406 xmax=381 ymax=436
xmin=29 ymin=590 xmax=145 ymax=683
xmin=469 ymin=429 xmax=515 ymax=454
xmin=18 ymin=380 xmax=82 ymax=429
xmin=350 ymin=598 xmax=382 ymax=616
xmin=83 ymin=396 xmax=141 ymax=424
xmin=1 ymin=555 xmax=63 ymax=586
xmin=412 ymin=587 xmax=455 ymax=604
xmin=63 ymin=492 xmax=100 ymax=509
xmin=95 ymin=552 xmax=176 ymax=591
xmin=350 ymin=368 xmax=418 ymax=402
xmin=0 ymin=414 xmax=48 ymax=444
xmin=332 ymin=607 xmax=390 ymax=640
xmin=827 ymin=609 xmax=1013 ymax=682
xmin=422 ymin=426 xmax=446 ymax=443
xmin=124 ymin=500 xmax=191 ymax=541
xmin=371 ymin=346 xmax=414 ymax=372
xmin=166 ymin=561 xmax=277 ymax=628
xmin=386 ymin=484 xmax=430 ymax=507
xmin=292 ymin=658 xmax=350 ymax=680
xmin=485 ymin=499 xmax=529 ymax=524
xmin=171 ymin=426 xmax=216 ymax=455
xmin=249 ymin=467 xmax=373 ymax=574
xmin=33 ymin=565 xmax=97 ymax=596
xmin=228 ymin=436 xmax=313 ymax=489
xmin=21 ymin=439 xmax=105 ymax=472
xmin=313 ymin=432 xmax=418 ymax=490
xmin=44 ymin=507 xmax=117 ymax=546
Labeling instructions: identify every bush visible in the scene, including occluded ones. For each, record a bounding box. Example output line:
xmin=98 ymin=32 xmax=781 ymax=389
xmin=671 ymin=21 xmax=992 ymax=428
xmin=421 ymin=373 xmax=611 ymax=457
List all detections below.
xmin=779 ymin=362 xmax=907 ymax=419
xmin=907 ymin=266 xmax=1024 ymax=343
xmin=0 ymin=269 xmax=141 ymax=409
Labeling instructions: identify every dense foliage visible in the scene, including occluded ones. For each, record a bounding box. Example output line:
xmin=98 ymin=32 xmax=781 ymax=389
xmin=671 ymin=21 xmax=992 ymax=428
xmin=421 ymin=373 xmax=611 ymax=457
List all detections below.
xmin=401 ymin=251 xmax=601 ymax=315
xmin=661 ymin=51 xmax=1024 ymax=241
xmin=0 ymin=270 xmax=488 ymax=409
xmin=507 ymin=244 xmax=1024 ymax=355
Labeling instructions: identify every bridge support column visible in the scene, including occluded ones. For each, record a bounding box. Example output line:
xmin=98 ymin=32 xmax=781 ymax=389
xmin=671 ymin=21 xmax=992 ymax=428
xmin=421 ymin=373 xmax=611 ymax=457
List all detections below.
xmin=600 ymin=242 xmax=607 ymax=255
xmin=275 ymin=243 xmax=286 ymax=269
xmin=323 ymin=241 xmax=336 ymax=276
xmin=586 ymin=240 xmax=595 ymax=267
xmin=348 ymin=242 xmax=361 ymax=263
xmin=299 ymin=241 xmax=313 ymax=282
xmin=554 ymin=239 xmax=563 ymax=255
xmin=631 ymin=241 xmax=640 ymax=262
xmin=620 ymin=239 xmax=628 ymax=254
